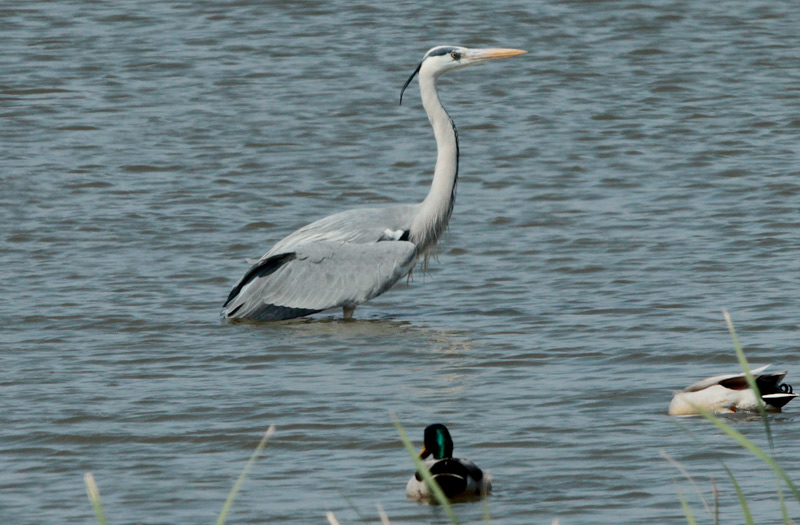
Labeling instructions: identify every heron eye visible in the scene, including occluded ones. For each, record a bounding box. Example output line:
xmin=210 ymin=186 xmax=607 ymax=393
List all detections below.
xmin=451 ymin=51 xmax=461 ymax=60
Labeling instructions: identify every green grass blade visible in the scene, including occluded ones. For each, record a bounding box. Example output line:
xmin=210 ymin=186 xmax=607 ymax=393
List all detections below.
xmin=777 ymin=476 xmax=790 ymax=525
xmin=217 ymin=425 xmax=276 ymax=525
xmin=660 ymin=450 xmax=712 ymax=515
xmin=722 ymin=309 xmax=774 ymax=450
xmin=721 ymin=463 xmax=753 ymax=525
xmin=724 ymin=311 xmax=792 ymax=522
xmin=336 ymin=489 xmax=369 ymax=522
xmin=83 ymin=473 xmax=108 ymax=525
xmin=376 ymin=503 xmax=391 ymax=525
xmin=675 ymin=484 xmax=697 ymax=525
xmin=711 ymin=477 xmax=719 ymax=525
xmin=692 ymin=403 xmax=800 ymax=504
xmin=481 ymin=493 xmax=492 ymax=525
xmin=391 ymin=414 xmax=460 ymax=524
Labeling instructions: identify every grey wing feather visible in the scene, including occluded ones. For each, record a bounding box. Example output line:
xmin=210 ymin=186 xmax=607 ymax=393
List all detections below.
xmin=222 ymin=240 xmax=417 ymax=320
xmin=265 ymin=205 xmax=417 ymax=257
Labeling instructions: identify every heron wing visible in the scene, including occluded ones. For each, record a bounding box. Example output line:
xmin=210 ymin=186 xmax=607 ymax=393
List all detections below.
xmin=222 ymin=240 xmax=417 ymax=320
xmin=265 ymin=205 xmax=416 ymax=257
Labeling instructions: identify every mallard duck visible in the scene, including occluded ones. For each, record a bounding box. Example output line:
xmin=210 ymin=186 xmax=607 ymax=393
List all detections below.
xmin=668 ymin=365 xmax=797 ymax=416
xmin=406 ymin=423 xmax=491 ymax=500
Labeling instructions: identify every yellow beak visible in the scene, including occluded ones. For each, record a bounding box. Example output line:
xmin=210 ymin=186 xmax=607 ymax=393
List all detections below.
xmin=468 ymin=48 xmax=527 ymax=62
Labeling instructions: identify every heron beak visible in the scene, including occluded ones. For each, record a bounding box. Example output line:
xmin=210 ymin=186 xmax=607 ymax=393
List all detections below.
xmin=418 ymin=446 xmax=430 ymax=459
xmin=468 ymin=48 xmax=527 ymax=63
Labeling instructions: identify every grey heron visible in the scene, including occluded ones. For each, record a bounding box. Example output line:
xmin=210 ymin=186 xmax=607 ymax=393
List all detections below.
xmin=222 ymin=45 xmax=526 ymax=321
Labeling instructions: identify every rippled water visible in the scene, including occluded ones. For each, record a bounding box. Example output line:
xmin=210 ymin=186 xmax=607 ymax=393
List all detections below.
xmin=3 ymin=0 xmax=800 ymax=523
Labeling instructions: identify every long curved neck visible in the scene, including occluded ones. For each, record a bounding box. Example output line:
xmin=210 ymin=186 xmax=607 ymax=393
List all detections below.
xmin=411 ymin=66 xmax=459 ymax=254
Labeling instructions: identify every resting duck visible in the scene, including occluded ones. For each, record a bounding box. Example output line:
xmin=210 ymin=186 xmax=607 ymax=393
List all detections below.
xmin=406 ymin=423 xmax=491 ymax=500
xmin=668 ymin=365 xmax=797 ymax=416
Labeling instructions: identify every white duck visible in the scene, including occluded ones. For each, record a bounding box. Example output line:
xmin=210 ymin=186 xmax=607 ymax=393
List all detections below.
xmin=669 ymin=365 xmax=796 ymax=416
xmin=406 ymin=423 xmax=491 ymax=500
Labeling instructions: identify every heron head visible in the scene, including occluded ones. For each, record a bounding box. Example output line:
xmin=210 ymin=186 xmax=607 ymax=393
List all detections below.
xmin=419 ymin=423 xmax=454 ymax=460
xmin=400 ymin=46 xmax=526 ymax=105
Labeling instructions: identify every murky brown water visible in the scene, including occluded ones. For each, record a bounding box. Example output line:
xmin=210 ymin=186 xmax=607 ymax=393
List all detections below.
xmin=3 ymin=0 xmax=800 ymax=523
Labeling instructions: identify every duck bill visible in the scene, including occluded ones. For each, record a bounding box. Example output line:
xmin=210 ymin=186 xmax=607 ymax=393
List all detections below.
xmin=468 ymin=48 xmax=527 ymax=63
xmin=418 ymin=446 xmax=431 ymax=459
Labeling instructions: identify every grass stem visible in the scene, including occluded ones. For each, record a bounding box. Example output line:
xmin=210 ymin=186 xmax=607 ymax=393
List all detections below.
xmin=84 ymin=473 xmax=108 ymax=525
xmin=217 ymin=425 xmax=276 ymax=525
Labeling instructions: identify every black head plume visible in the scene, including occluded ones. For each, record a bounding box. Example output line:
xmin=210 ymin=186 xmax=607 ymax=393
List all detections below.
xmin=399 ymin=61 xmax=422 ymax=106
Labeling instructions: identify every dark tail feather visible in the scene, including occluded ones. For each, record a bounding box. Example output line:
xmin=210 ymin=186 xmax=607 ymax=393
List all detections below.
xmin=223 ymin=252 xmax=296 ymax=307
xmin=241 ymin=303 xmax=320 ymax=321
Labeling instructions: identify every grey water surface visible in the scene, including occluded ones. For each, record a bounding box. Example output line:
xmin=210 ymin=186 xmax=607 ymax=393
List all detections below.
xmin=2 ymin=0 xmax=800 ymax=523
